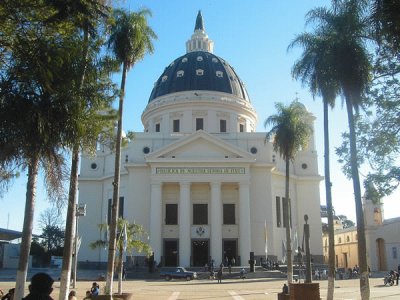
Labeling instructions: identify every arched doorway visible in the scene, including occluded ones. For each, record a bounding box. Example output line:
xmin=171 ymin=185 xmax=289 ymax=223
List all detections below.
xmin=376 ymin=238 xmax=387 ymax=271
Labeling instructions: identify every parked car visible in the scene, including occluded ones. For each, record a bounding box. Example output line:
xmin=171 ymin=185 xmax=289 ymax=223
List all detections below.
xmin=160 ymin=267 xmax=197 ymax=281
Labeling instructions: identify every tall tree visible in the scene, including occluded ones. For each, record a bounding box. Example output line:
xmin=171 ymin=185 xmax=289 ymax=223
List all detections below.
xmin=303 ymin=1 xmax=372 ymax=299
xmin=43 ymin=2 xmax=115 ymax=300
xmin=106 ymin=8 xmax=156 ymax=295
xmin=265 ymin=101 xmax=312 ymax=284
xmin=0 ymin=7 xmax=73 ymax=296
xmin=0 ymin=2 xmax=115 ymax=299
xmin=289 ymin=20 xmax=340 ymax=300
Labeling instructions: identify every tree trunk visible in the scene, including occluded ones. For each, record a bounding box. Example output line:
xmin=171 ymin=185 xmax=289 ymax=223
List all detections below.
xmin=59 ymin=23 xmax=90 ymax=299
xmin=285 ymin=158 xmax=293 ymax=283
xmin=59 ymin=145 xmax=79 ymax=300
xmin=345 ymin=99 xmax=370 ymax=300
xmin=106 ymin=62 xmax=127 ymax=295
xmin=14 ymin=155 xmax=39 ymax=300
xmin=323 ymin=100 xmax=335 ymax=300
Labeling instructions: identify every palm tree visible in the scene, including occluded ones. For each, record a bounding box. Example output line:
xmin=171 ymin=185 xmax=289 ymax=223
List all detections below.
xmin=46 ymin=2 xmax=114 ymax=300
xmin=0 ymin=3 xmax=115 ymax=299
xmin=106 ymin=8 xmax=156 ymax=295
xmin=264 ymin=101 xmax=313 ymax=284
xmin=299 ymin=2 xmax=372 ymax=299
xmin=289 ymin=28 xmax=340 ymax=300
xmin=0 ymin=9 xmax=87 ymax=297
xmin=90 ymin=218 xmax=152 ymax=294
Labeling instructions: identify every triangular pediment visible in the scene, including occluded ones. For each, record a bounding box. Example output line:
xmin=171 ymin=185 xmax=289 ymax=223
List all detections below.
xmin=145 ymin=131 xmax=255 ymax=163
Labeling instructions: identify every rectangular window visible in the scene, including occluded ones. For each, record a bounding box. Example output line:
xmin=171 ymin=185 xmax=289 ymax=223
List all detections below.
xmin=196 ymin=118 xmax=204 ymax=131
xmin=155 ymin=123 xmax=160 ymax=132
xmin=223 ymin=204 xmax=235 ymax=224
xmin=173 ymin=119 xmax=180 ymax=132
xmin=165 ymin=204 xmax=178 ymax=225
xmin=239 ymin=124 xmax=244 ymax=132
xmin=392 ymin=247 xmax=398 ymax=259
xmin=282 ymin=197 xmax=288 ymax=228
xmin=276 ymin=197 xmax=281 ymax=227
xmin=193 ymin=204 xmax=208 ymax=225
xmin=282 ymin=197 xmax=291 ymax=228
xmin=108 ymin=197 xmax=124 ymax=224
xmin=220 ymin=119 xmax=227 ymax=132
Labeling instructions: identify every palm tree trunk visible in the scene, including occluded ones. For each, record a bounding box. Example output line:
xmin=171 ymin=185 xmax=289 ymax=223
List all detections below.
xmin=345 ymin=99 xmax=370 ymax=300
xmin=59 ymin=23 xmax=90 ymax=300
xmin=59 ymin=145 xmax=79 ymax=300
xmin=323 ymin=100 xmax=335 ymax=300
xmin=285 ymin=158 xmax=293 ymax=283
xmin=14 ymin=154 xmax=39 ymax=300
xmin=106 ymin=62 xmax=127 ymax=295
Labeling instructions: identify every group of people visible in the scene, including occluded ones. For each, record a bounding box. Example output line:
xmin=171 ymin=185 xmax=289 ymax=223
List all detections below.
xmin=4 ymin=272 xmax=57 ymax=300
xmin=0 ymin=273 xmax=101 ymax=300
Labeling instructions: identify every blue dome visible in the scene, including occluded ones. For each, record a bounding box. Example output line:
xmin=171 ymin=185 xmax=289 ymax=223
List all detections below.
xmin=148 ymin=51 xmax=250 ymax=103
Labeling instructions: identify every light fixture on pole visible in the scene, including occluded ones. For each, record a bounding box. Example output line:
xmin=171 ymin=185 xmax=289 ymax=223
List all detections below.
xmin=73 ymin=203 xmax=86 ymax=288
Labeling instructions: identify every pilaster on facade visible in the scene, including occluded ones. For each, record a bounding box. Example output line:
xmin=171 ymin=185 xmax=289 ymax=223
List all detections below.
xmin=210 ymin=182 xmax=222 ymax=263
xmin=239 ymin=181 xmax=251 ymax=263
xmin=150 ymin=182 xmax=162 ymax=262
xmin=179 ymin=182 xmax=191 ymax=267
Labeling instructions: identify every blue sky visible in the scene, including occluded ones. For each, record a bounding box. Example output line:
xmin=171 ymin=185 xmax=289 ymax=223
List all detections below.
xmin=1 ymin=0 xmax=399 ymax=233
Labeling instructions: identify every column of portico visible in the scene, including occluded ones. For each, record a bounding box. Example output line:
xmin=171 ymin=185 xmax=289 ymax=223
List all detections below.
xmin=239 ymin=181 xmax=251 ymax=265
xmin=149 ymin=182 xmax=162 ymax=263
xmin=179 ymin=182 xmax=191 ymax=267
xmin=210 ymin=182 xmax=222 ymax=264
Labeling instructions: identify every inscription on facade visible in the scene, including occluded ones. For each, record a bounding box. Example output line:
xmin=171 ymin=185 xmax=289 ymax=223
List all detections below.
xmin=156 ymin=167 xmax=245 ymax=175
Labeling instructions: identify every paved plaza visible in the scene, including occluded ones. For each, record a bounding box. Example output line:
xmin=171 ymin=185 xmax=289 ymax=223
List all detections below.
xmin=0 ymin=270 xmax=399 ymax=300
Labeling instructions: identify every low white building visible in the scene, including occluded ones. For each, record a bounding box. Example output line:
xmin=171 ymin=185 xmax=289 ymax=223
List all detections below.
xmin=77 ymin=11 xmax=323 ymax=268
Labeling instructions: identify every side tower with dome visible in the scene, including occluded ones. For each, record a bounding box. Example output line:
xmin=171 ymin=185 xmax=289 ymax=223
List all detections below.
xmin=77 ymin=11 xmax=323 ymax=268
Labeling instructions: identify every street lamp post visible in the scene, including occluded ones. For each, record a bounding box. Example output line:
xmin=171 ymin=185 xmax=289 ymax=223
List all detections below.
xmin=304 ymin=214 xmax=312 ymax=283
xmin=73 ymin=204 xmax=86 ymax=288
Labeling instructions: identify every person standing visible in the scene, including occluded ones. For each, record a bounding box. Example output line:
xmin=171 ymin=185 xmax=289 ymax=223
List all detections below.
xmin=217 ymin=268 xmax=222 ymax=283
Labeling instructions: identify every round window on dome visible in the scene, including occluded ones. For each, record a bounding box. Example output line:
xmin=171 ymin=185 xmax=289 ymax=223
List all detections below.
xmin=196 ymin=69 xmax=204 ymax=76
xmin=197 ymin=56 xmax=203 ymax=61
xmin=177 ymin=70 xmax=184 ymax=78
xmin=212 ymin=57 xmax=218 ymax=63
xmin=162 ymin=75 xmax=168 ymax=82
xmin=182 ymin=57 xmax=188 ymax=63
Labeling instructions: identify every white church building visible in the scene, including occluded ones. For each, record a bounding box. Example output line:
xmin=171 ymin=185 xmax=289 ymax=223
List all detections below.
xmin=77 ymin=11 xmax=323 ymax=268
